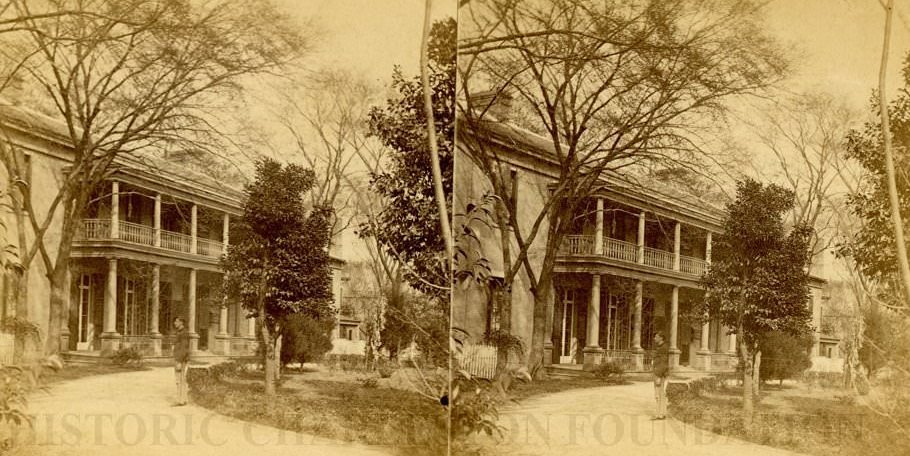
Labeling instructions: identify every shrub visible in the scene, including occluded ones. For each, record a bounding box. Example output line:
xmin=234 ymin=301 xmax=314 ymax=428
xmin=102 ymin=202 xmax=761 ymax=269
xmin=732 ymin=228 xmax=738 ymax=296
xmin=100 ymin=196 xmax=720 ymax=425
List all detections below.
xmin=376 ymin=358 xmax=395 ymax=378
xmin=593 ymin=361 xmax=625 ymax=383
xmin=325 ymin=353 xmax=366 ymax=371
xmin=1 ymin=355 xmax=63 ymax=449
xmin=358 ymin=376 xmax=378 ymax=388
xmin=280 ymin=314 xmax=334 ymax=367
xmin=111 ymin=346 xmax=143 ymax=367
xmin=759 ymin=331 xmax=813 ymax=385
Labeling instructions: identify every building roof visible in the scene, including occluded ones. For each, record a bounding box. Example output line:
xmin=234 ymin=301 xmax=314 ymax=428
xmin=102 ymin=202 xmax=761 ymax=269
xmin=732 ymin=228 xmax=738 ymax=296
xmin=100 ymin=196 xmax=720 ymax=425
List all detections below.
xmin=459 ymin=116 xmax=728 ymax=229
xmin=0 ymin=101 xmax=244 ymax=205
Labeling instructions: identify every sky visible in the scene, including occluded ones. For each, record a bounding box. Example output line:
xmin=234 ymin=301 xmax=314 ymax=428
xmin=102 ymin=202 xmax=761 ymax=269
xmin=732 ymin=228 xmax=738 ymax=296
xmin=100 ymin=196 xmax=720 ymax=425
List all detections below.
xmin=276 ymin=0 xmax=456 ymax=83
xmin=252 ymin=0 xmax=910 ymax=266
xmin=763 ymin=0 xmax=910 ymax=108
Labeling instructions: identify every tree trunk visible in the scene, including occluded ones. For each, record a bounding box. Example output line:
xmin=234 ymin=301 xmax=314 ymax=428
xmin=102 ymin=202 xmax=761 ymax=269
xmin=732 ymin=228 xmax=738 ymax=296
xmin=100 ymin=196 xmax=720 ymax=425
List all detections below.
xmin=876 ymin=0 xmax=910 ymax=303
xmin=752 ymin=350 xmax=762 ymax=398
xmin=45 ymin=265 xmax=69 ymax=354
xmin=261 ymin=318 xmax=276 ymax=396
xmin=739 ymin=338 xmax=754 ymax=426
xmin=274 ymin=333 xmax=282 ymax=381
xmin=528 ymin=274 xmax=553 ymax=379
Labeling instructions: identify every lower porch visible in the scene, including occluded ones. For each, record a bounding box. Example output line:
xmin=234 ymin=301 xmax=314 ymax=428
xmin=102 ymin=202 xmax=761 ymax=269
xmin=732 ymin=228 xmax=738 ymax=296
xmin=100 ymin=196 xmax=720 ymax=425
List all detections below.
xmin=544 ymin=273 xmax=739 ymax=373
xmin=62 ymin=257 xmax=258 ymax=358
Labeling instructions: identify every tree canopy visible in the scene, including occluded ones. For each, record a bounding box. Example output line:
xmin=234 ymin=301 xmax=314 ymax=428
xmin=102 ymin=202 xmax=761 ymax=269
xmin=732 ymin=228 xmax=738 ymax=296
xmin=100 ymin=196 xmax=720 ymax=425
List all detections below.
xmin=364 ymin=17 xmax=455 ymax=300
xmin=839 ymin=53 xmax=910 ymax=300
xmin=222 ymin=158 xmax=333 ymax=394
xmin=695 ymin=178 xmax=813 ymax=422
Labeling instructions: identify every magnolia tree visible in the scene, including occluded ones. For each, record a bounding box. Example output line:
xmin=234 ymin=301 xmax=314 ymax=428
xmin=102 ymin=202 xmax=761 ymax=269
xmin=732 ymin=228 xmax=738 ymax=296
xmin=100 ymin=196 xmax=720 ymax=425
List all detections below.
xmin=222 ymin=159 xmax=334 ymax=396
xmin=694 ymin=179 xmax=813 ymax=424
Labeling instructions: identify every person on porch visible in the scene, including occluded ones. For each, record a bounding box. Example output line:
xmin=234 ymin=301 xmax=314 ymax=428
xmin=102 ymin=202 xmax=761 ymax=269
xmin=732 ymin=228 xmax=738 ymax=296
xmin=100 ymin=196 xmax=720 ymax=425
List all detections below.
xmin=652 ymin=331 xmax=670 ymax=420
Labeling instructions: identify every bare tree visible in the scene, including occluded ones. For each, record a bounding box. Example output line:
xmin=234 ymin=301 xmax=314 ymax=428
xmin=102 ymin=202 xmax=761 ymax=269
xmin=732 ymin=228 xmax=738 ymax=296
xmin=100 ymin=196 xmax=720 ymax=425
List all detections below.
xmin=268 ymin=69 xmax=382 ymax=242
xmin=0 ymin=0 xmax=308 ymax=354
xmin=458 ymin=0 xmax=789 ymax=374
xmin=748 ymin=92 xmax=858 ymax=267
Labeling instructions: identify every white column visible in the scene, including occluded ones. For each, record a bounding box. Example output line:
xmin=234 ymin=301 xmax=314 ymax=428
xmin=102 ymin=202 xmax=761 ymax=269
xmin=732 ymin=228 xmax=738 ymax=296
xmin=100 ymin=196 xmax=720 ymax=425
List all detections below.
xmin=594 ymin=198 xmax=604 ymax=255
xmin=632 ymin=280 xmax=643 ymax=350
xmin=103 ymin=259 xmax=118 ymax=334
xmin=190 ymin=204 xmax=198 ymax=254
xmin=669 ymin=286 xmax=679 ymax=349
xmin=586 ymin=275 xmax=601 ymax=347
xmin=153 ymin=194 xmax=161 ymax=247
xmin=219 ymin=303 xmax=229 ymax=336
xmin=728 ymin=331 xmax=737 ymax=354
xmin=187 ymin=268 xmax=197 ymax=336
xmin=150 ymin=265 xmax=160 ymax=335
xmin=705 ymin=231 xmax=713 ymax=264
xmin=637 ymin=211 xmax=646 ymax=263
xmin=110 ymin=181 xmax=119 ymax=239
xmin=247 ymin=315 xmax=256 ymax=337
xmin=222 ymin=213 xmax=230 ymax=249
xmin=673 ymin=222 xmax=681 ymax=271
xmin=700 ymin=321 xmax=710 ymax=351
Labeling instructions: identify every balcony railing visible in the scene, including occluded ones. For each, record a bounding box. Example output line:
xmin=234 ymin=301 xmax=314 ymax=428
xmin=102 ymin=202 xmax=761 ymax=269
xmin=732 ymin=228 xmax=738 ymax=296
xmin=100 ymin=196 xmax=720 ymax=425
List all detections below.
xmin=559 ymin=234 xmax=707 ymax=278
xmin=643 ymin=246 xmax=674 ymax=270
xmin=604 ymin=238 xmax=638 ymax=263
xmin=160 ymin=230 xmax=193 ymax=253
xmin=680 ymin=256 xmax=708 ymax=276
xmin=80 ymin=219 xmax=111 ymax=239
xmin=120 ymin=221 xmax=155 ymax=246
xmin=196 ymin=238 xmax=224 ymax=257
xmin=563 ymin=235 xmax=595 ymax=255
xmin=75 ymin=219 xmax=224 ymax=259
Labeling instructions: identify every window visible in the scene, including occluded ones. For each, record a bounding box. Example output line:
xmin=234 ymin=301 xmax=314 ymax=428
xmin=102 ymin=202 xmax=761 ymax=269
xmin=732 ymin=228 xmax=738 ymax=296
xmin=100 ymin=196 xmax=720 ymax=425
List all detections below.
xmin=485 ymin=278 xmax=505 ymax=336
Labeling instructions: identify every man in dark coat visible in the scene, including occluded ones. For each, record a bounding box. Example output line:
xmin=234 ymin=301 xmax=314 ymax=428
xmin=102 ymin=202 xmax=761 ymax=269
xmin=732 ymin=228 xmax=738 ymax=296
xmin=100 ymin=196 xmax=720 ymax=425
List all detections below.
xmin=652 ymin=331 xmax=670 ymax=420
xmin=173 ymin=317 xmax=190 ymax=406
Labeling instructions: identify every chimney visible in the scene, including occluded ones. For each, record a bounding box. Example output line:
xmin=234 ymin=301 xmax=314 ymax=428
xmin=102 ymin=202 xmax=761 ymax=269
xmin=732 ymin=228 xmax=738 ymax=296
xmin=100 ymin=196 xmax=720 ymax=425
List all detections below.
xmin=468 ymin=89 xmax=513 ymax=122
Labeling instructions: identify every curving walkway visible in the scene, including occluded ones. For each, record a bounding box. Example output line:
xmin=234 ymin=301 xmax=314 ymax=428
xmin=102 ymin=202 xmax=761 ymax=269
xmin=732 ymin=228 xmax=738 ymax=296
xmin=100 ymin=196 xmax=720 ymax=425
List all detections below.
xmin=9 ymin=367 xmax=394 ymax=456
xmin=469 ymin=381 xmax=803 ymax=456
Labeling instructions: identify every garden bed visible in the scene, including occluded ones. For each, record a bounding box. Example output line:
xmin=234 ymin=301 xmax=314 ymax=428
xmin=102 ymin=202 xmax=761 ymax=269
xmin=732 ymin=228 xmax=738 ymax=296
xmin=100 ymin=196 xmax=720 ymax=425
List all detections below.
xmin=668 ymin=376 xmax=910 ymax=456
xmin=187 ymin=362 xmax=445 ymax=455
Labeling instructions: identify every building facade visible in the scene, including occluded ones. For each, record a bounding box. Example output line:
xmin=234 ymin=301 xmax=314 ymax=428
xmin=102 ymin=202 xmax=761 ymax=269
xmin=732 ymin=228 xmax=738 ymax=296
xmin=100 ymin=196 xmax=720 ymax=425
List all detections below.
xmin=454 ymin=116 xmax=832 ymax=373
xmin=0 ymin=105 xmax=343 ymax=361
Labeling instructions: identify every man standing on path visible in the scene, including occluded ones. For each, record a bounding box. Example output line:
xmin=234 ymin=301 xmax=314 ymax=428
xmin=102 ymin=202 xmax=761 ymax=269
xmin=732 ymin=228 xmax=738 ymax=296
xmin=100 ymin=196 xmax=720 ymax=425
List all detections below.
xmin=652 ymin=331 xmax=670 ymax=420
xmin=173 ymin=316 xmax=190 ymax=406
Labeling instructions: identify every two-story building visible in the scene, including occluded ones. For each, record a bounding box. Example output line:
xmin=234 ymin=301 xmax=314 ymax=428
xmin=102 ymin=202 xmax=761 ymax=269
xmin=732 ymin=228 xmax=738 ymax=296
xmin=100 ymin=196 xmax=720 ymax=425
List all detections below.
xmin=0 ymin=104 xmax=344 ymax=362
xmin=454 ymin=107 xmax=832 ymax=374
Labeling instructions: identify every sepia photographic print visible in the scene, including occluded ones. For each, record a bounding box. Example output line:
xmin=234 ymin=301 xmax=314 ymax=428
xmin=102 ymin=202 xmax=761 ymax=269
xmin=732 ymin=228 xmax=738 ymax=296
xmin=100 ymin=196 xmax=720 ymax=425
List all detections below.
xmin=0 ymin=1 xmax=908 ymax=456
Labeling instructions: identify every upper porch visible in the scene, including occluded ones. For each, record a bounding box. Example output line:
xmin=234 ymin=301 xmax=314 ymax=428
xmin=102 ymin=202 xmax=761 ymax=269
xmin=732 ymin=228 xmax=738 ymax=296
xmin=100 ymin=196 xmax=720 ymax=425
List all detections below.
xmin=557 ymin=195 xmax=720 ymax=283
xmin=72 ymin=174 xmax=241 ymax=269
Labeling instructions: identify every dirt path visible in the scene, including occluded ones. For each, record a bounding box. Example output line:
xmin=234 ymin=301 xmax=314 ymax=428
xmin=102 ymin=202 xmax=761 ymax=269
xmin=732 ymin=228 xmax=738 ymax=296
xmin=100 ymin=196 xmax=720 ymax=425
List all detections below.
xmin=9 ymin=367 xmax=396 ymax=456
xmin=468 ymin=381 xmax=804 ymax=455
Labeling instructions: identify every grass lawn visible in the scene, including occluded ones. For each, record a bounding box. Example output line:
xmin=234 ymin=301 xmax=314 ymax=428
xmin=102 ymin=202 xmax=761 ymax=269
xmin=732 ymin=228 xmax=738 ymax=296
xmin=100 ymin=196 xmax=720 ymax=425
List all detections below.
xmin=669 ymin=381 xmax=910 ymax=456
xmin=189 ymin=366 xmax=444 ymax=455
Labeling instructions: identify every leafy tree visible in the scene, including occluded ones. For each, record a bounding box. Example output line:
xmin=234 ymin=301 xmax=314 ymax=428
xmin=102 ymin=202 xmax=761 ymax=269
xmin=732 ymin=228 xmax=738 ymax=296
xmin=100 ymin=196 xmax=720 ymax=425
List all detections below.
xmin=694 ymin=179 xmax=813 ymax=424
xmin=279 ymin=313 xmax=334 ymax=368
xmin=380 ymin=289 xmax=447 ymax=366
xmin=839 ymin=53 xmax=910 ymax=309
xmin=222 ymin=159 xmax=334 ymax=395
xmin=0 ymin=0 xmax=307 ymax=354
xmin=365 ymin=17 xmax=455 ymax=299
xmin=758 ymin=331 xmax=813 ymax=387
xmin=860 ymin=303 xmax=910 ymax=376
